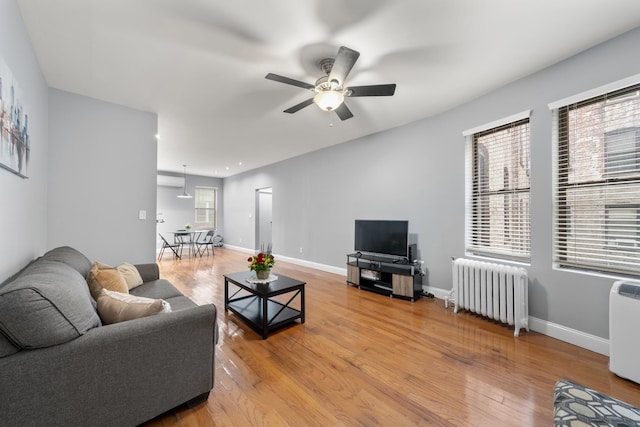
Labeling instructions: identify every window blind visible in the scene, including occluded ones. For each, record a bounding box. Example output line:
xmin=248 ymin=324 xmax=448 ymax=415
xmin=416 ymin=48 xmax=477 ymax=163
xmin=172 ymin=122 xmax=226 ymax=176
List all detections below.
xmin=466 ymin=118 xmax=531 ymax=261
xmin=553 ymin=83 xmax=640 ymax=276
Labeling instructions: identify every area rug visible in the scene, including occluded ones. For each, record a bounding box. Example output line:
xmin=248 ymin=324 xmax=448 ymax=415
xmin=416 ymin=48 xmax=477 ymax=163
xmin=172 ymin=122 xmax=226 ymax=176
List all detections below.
xmin=553 ymin=379 xmax=640 ymax=427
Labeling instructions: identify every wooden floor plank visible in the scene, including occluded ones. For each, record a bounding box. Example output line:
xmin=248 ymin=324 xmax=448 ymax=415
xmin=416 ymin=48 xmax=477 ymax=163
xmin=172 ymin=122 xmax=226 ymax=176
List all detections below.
xmin=141 ymin=248 xmax=640 ymax=426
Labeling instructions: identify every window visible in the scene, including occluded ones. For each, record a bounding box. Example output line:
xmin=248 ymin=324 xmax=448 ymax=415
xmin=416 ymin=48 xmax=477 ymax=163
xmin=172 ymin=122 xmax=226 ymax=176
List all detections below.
xmin=606 ymin=205 xmax=640 ymax=254
xmin=465 ymin=115 xmax=531 ymax=261
xmin=605 ymin=127 xmax=640 ymax=175
xmin=194 ymin=187 xmax=217 ymax=229
xmin=552 ymin=82 xmax=640 ymax=275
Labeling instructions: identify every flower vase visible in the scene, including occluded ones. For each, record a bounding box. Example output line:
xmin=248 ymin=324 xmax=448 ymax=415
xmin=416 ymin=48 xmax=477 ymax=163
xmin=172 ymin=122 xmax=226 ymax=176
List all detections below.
xmin=256 ymin=269 xmax=270 ymax=280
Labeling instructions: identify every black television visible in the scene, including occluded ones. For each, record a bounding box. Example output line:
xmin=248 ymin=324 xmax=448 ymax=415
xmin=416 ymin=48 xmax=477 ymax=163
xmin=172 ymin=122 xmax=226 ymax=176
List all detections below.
xmin=354 ymin=219 xmax=409 ymax=258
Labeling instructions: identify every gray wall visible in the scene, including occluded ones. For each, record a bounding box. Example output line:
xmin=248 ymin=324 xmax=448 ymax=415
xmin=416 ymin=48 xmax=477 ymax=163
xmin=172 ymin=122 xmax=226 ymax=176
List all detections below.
xmin=156 ymin=172 xmax=223 ymax=247
xmin=47 ymin=89 xmax=158 ymax=265
xmin=224 ymin=26 xmax=640 ymax=340
xmin=0 ymin=0 xmax=49 ymax=280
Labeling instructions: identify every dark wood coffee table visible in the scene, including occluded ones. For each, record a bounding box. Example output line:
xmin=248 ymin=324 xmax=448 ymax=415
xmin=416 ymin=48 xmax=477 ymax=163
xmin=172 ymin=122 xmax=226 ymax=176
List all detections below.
xmin=224 ymin=271 xmax=305 ymax=339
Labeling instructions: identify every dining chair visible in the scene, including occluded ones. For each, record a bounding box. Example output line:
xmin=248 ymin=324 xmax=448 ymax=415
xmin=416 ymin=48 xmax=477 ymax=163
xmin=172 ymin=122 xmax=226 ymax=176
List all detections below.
xmin=158 ymin=233 xmax=182 ymax=260
xmin=173 ymin=230 xmax=192 ymax=257
xmin=195 ymin=230 xmax=215 ymax=257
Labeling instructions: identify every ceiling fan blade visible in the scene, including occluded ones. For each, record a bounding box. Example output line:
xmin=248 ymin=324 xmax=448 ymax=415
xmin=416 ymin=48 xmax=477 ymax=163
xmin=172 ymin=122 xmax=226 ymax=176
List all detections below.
xmin=265 ymin=73 xmax=315 ymax=90
xmin=328 ymin=46 xmax=360 ymax=87
xmin=346 ymin=84 xmax=396 ymax=97
xmin=283 ymin=98 xmax=315 ymax=114
xmin=334 ymin=103 xmax=354 ymax=121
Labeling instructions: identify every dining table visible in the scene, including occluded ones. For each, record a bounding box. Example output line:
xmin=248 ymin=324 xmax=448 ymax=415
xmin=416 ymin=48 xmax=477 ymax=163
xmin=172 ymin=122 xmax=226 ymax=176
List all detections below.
xmin=169 ymin=229 xmax=210 ymax=257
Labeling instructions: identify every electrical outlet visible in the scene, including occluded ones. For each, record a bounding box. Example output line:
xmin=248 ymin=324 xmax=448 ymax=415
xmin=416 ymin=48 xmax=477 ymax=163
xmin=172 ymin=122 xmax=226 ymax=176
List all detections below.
xmin=299 ymin=247 xmax=303 ymax=254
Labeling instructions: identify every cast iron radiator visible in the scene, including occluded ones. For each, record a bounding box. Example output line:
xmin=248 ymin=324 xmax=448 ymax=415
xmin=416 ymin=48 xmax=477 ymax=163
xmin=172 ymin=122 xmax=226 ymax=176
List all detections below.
xmin=451 ymin=258 xmax=529 ymax=337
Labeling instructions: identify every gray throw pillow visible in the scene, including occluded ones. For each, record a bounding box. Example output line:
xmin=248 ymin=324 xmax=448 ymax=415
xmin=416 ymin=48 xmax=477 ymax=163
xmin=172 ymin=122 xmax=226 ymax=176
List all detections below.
xmin=0 ymin=260 xmax=100 ymax=349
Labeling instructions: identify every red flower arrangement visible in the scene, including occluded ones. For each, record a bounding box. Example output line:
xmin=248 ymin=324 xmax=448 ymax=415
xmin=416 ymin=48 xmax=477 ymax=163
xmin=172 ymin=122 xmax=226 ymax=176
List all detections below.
xmin=248 ymin=245 xmax=275 ymax=272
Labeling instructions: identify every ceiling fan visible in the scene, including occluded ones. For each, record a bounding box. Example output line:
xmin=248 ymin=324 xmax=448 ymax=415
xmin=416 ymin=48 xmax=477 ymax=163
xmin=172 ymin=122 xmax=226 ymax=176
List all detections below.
xmin=265 ymin=46 xmax=396 ymax=121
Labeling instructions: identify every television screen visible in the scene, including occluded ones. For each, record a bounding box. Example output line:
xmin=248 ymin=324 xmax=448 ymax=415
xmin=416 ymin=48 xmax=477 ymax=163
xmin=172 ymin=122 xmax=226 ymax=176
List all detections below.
xmin=354 ymin=220 xmax=408 ymax=257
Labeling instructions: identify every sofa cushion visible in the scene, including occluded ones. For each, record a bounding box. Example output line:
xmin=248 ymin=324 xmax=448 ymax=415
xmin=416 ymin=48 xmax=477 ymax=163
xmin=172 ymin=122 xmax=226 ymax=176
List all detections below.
xmin=42 ymin=246 xmax=93 ymax=278
xmin=117 ymin=262 xmax=144 ymax=290
xmin=164 ymin=295 xmax=197 ymax=312
xmin=0 ymin=260 xmax=100 ymax=349
xmin=130 ymin=279 xmax=184 ymax=300
xmin=87 ymin=262 xmax=129 ymax=300
xmin=96 ymin=289 xmax=171 ymax=324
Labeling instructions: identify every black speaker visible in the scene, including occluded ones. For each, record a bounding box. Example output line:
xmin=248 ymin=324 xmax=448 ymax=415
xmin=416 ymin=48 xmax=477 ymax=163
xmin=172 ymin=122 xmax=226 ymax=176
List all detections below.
xmin=407 ymin=244 xmax=417 ymax=263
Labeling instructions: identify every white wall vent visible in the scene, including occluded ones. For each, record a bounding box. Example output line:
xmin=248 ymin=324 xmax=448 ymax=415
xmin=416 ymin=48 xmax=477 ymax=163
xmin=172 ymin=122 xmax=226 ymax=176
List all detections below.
xmin=157 ymin=174 xmax=184 ymax=188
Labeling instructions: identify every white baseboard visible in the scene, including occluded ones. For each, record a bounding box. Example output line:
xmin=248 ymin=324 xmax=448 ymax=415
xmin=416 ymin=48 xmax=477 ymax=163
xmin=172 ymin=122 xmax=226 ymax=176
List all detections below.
xmin=423 ymin=285 xmax=452 ymax=300
xmin=222 ymin=244 xmax=253 ymax=254
xmin=223 ymin=245 xmax=347 ymax=276
xmin=423 ymin=283 xmax=610 ymax=356
xmin=221 ymin=248 xmax=611 ymax=356
xmin=528 ymin=316 xmax=609 ymax=356
xmin=272 ymin=254 xmax=347 ymax=276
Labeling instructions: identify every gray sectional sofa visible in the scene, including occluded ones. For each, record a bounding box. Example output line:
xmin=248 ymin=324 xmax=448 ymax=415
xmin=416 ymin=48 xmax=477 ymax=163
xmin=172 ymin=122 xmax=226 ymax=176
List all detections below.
xmin=0 ymin=246 xmax=218 ymax=427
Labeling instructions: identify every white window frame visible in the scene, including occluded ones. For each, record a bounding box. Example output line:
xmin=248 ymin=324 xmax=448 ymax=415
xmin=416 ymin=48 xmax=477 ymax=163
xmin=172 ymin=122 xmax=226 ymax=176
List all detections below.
xmin=463 ymin=111 xmax=532 ymax=262
xmin=194 ymin=186 xmax=217 ymax=229
xmin=550 ymin=75 xmax=640 ymax=276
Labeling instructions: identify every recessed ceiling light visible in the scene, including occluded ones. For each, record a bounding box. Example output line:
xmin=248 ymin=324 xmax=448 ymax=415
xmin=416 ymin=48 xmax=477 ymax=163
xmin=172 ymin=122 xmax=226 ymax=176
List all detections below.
xmin=225 ymin=166 xmax=230 ymax=170
xmin=238 ymin=162 xmax=242 ymax=166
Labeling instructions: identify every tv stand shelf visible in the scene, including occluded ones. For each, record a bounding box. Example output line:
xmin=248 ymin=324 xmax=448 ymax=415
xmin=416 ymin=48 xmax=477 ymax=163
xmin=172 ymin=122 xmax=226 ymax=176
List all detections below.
xmin=346 ymin=253 xmax=422 ymax=302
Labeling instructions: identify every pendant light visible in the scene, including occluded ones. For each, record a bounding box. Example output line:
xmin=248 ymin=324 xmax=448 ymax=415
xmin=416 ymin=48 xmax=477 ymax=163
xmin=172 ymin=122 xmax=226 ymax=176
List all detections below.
xmin=177 ymin=164 xmax=192 ymax=199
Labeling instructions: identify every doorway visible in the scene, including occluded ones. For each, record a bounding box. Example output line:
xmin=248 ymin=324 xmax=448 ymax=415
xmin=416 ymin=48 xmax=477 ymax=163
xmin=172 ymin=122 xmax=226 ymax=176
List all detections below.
xmin=256 ymin=187 xmax=272 ymax=251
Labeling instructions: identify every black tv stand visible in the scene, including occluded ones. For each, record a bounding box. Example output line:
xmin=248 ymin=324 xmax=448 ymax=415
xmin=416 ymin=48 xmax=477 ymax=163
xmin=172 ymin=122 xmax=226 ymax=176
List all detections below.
xmin=346 ymin=253 xmax=422 ymax=302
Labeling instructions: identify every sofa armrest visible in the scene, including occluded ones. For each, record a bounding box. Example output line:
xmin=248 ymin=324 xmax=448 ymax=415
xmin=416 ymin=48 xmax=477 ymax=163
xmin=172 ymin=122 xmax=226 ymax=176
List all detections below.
xmin=0 ymin=304 xmax=217 ymax=427
xmin=135 ymin=262 xmax=160 ymax=282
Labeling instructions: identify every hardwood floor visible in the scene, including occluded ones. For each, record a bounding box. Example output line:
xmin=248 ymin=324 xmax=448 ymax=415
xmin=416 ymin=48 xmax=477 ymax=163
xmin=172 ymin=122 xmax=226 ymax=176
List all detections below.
xmin=142 ymin=248 xmax=640 ymax=426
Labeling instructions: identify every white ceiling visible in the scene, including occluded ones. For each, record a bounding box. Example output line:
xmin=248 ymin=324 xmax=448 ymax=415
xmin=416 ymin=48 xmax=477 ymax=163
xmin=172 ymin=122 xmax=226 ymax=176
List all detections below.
xmin=16 ymin=0 xmax=640 ymax=178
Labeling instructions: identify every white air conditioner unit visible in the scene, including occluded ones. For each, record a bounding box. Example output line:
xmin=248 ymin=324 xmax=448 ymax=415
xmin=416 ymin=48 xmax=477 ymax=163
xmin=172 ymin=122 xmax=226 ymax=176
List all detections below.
xmin=157 ymin=174 xmax=184 ymax=188
xmin=609 ymin=280 xmax=640 ymax=384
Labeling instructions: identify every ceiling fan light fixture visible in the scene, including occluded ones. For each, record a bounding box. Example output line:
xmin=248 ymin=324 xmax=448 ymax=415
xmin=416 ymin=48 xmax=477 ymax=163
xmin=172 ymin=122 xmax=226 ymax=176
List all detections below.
xmin=314 ymin=90 xmax=344 ymax=111
xmin=266 ymin=46 xmax=395 ymax=120
xmin=177 ymin=164 xmax=192 ymax=199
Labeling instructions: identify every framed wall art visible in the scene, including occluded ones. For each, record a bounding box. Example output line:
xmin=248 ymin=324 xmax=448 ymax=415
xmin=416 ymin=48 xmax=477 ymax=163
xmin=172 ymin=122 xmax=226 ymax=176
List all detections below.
xmin=0 ymin=57 xmax=30 ymax=178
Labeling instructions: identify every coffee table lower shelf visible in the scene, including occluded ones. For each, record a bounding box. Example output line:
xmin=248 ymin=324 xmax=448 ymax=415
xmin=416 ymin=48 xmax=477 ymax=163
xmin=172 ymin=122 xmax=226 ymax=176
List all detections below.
xmin=227 ymin=295 xmax=303 ymax=339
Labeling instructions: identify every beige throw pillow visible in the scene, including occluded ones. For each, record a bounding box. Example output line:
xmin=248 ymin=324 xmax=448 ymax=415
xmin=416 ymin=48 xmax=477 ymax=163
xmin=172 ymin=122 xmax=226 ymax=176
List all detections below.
xmin=96 ymin=289 xmax=171 ymax=325
xmin=116 ymin=262 xmax=144 ymax=290
xmin=87 ymin=262 xmax=129 ymax=300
